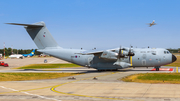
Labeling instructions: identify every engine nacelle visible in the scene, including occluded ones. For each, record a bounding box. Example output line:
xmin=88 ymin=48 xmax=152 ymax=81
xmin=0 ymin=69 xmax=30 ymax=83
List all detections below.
xmin=100 ymin=51 xmax=118 ymax=60
xmin=115 ymin=48 xmax=135 ymax=57
xmin=113 ymin=61 xmax=131 ymax=68
xmin=115 ymin=49 xmax=128 ymax=56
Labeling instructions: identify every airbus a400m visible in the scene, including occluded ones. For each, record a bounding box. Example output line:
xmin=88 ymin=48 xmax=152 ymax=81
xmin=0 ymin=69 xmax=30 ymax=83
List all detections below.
xmin=7 ymin=22 xmax=177 ymax=71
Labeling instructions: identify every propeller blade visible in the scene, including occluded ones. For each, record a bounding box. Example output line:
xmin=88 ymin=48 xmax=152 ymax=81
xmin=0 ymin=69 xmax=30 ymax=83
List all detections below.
xmin=128 ymin=45 xmax=134 ymax=66
xmin=117 ymin=46 xmax=125 ymax=59
xmin=118 ymin=46 xmax=121 ymax=59
xmin=128 ymin=45 xmax=135 ymax=56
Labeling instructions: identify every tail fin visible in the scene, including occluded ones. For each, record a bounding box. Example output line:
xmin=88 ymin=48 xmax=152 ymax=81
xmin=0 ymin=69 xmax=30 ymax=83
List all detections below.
xmin=31 ymin=49 xmax=35 ymax=55
xmin=6 ymin=21 xmax=61 ymax=49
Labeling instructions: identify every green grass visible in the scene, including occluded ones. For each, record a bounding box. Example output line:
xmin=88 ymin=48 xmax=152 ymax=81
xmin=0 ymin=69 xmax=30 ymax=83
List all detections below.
xmin=0 ymin=73 xmax=81 ymax=81
xmin=122 ymin=73 xmax=180 ymax=84
xmin=16 ymin=63 xmax=81 ymax=69
xmin=137 ymin=73 xmax=180 ymax=81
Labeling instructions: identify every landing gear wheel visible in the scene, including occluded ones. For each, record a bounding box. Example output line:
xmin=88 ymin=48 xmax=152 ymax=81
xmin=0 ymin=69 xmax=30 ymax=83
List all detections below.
xmin=156 ymin=68 xmax=159 ymax=71
xmin=113 ymin=69 xmax=118 ymax=71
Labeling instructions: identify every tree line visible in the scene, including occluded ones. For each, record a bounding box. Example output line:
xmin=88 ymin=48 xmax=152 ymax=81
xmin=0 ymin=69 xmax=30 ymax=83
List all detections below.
xmin=0 ymin=48 xmax=42 ymax=56
xmin=167 ymin=49 xmax=180 ymax=53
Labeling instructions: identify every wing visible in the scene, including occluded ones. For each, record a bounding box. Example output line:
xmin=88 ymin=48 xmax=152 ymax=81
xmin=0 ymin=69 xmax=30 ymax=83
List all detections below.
xmin=76 ymin=48 xmax=117 ymax=55
xmin=80 ymin=48 xmax=133 ymax=68
xmin=146 ymin=23 xmax=151 ymax=25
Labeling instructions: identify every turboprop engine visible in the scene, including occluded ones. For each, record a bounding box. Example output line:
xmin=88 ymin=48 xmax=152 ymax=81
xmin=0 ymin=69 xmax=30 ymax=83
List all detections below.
xmin=100 ymin=50 xmax=118 ymax=60
xmin=113 ymin=47 xmax=135 ymax=68
xmin=113 ymin=61 xmax=131 ymax=68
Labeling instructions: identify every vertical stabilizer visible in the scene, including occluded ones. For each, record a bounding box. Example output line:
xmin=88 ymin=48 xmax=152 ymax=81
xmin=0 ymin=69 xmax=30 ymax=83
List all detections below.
xmin=6 ymin=21 xmax=61 ymax=49
xmin=31 ymin=49 xmax=35 ymax=55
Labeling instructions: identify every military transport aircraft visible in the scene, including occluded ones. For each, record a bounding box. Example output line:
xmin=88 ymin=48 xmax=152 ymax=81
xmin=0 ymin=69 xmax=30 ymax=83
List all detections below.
xmin=6 ymin=22 xmax=176 ymax=71
xmin=147 ymin=20 xmax=156 ymax=27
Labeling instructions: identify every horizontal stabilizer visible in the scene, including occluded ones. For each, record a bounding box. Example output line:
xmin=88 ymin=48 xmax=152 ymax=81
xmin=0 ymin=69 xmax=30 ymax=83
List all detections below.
xmin=6 ymin=23 xmax=44 ymax=27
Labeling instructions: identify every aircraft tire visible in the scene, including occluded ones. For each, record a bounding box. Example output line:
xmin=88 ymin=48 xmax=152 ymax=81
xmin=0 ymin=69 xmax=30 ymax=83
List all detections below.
xmin=156 ymin=68 xmax=159 ymax=71
xmin=113 ymin=69 xmax=118 ymax=71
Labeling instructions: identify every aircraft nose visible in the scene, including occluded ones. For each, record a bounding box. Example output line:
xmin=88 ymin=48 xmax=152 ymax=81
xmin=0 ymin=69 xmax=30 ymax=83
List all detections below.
xmin=172 ymin=54 xmax=177 ymax=63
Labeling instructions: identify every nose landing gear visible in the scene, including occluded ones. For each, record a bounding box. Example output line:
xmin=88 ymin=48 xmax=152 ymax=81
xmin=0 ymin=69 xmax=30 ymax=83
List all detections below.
xmin=154 ymin=66 xmax=160 ymax=71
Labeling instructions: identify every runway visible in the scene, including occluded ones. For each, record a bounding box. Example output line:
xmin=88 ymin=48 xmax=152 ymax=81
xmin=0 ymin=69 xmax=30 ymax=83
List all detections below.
xmin=0 ymin=57 xmax=180 ymax=101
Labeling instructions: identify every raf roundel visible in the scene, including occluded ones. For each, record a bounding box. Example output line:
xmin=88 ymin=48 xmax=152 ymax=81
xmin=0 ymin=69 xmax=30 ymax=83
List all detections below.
xmin=43 ymin=35 xmax=45 ymax=37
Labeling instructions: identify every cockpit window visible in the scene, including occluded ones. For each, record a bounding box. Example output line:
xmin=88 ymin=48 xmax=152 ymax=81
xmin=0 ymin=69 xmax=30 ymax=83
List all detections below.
xmin=164 ymin=51 xmax=170 ymax=54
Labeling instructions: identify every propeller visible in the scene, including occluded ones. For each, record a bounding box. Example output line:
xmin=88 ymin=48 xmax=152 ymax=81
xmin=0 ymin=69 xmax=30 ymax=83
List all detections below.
xmin=128 ymin=46 xmax=135 ymax=56
xmin=113 ymin=46 xmax=131 ymax=68
xmin=128 ymin=45 xmax=135 ymax=66
xmin=117 ymin=46 xmax=125 ymax=59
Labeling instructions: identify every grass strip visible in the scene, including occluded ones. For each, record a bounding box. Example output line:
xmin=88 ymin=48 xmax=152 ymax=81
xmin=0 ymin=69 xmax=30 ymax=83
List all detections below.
xmin=16 ymin=63 xmax=81 ymax=69
xmin=121 ymin=73 xmax=180 ymax=84
xmin=0 ymin=73 xmax=81 ymax=81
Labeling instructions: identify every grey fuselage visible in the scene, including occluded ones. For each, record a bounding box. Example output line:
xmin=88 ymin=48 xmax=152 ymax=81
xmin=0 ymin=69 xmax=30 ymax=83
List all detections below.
xmin=38 ymin=47 xmax=174 ymax=70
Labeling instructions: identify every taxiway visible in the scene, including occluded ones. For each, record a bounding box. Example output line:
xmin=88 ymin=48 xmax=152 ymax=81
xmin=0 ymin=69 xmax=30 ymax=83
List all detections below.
xmin=0 ymin=57 xmax=179 ymax=101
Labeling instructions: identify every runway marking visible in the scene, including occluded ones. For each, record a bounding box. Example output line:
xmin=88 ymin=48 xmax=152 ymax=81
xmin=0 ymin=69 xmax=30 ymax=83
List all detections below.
xmin=0 ymin=86 xmax=53 ymax=94
xmin=0 ymin=72 xmax=142 ymax=101
xmin=50 ymin=72 xmax=143 ymax=101
xmin=0 ymin=73 xmax=117 ymax=95
xmin=48 ymin=59 xmax=60 ymax=63
xmin=0 ymin=86 xmax=61 ymax=101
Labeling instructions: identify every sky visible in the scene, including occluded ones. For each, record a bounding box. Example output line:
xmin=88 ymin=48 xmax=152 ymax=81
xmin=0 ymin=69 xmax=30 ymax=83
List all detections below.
xmin=0 ymin=0 xmax=180 ymax=50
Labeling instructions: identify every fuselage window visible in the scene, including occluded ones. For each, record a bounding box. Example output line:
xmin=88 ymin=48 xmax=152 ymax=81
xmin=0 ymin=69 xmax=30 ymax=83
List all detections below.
xmin=164 ymin=51 xmax=167 ymax=54
xmin=167 ymin=51 xmax=170 ymax=54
